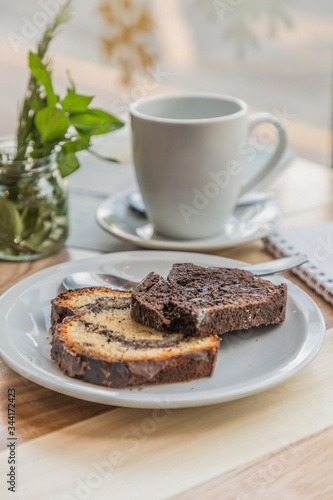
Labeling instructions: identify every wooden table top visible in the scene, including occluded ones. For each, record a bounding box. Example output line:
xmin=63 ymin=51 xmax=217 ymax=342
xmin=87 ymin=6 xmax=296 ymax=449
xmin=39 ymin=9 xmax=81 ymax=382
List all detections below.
xmin=0 ymin=154 xmax=332 ymax=500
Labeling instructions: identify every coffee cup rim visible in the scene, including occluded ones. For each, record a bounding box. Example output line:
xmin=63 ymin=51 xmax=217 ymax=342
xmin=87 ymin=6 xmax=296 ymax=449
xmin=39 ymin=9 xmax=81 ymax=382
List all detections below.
xmin=129 ymin=92 xmax=248 ymax=123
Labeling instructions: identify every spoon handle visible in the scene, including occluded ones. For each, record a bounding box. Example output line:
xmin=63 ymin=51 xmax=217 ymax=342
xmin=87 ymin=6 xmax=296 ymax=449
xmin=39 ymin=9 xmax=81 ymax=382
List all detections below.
xmin=62 ymin=255 xmax=308 ymax=290
xmin=243 ymin=254 xmax=308 ymax=276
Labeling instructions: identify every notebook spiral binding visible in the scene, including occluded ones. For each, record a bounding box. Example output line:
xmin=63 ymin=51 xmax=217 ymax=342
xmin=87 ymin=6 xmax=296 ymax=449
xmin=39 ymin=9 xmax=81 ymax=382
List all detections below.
xmin=263 ymin=235 xmax=333 ymax=306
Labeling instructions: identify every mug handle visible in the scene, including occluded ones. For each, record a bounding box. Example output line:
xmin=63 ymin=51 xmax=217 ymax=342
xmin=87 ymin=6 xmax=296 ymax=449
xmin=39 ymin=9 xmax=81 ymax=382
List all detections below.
xmin=240 ymin=112 xmax=287 ymax=195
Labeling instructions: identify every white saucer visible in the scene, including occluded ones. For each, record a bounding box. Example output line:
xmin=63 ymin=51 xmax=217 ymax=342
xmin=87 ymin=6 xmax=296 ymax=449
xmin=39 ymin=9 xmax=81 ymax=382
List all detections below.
xmin=0 ymin=251 xmax=325 ymax=409
xmin=96 ymin=191 xmax=281 ymax=252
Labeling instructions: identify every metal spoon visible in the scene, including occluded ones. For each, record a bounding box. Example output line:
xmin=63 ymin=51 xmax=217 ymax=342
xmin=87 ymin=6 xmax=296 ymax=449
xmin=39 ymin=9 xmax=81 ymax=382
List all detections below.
xmin=62 ymin=254 xmax=308 ymax=290
xmin=128 ymin=190 xmax=276 ymax=216
xmin=63 ymin=272 xmax=139 ymax=291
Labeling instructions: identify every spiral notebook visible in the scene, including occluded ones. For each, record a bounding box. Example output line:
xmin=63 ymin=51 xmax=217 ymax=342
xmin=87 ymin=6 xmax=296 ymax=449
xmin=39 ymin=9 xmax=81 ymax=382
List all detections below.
xmin=263 ymin=221 xmax=333 ymax=306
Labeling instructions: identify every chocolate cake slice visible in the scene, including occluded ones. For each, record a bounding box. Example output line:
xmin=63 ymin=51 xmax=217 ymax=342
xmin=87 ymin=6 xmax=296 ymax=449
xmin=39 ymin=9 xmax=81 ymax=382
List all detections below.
xmin=130 ymin=263 xmax=287 ymax=337
xmin=51 ymin=287 xmax=219 ymax=388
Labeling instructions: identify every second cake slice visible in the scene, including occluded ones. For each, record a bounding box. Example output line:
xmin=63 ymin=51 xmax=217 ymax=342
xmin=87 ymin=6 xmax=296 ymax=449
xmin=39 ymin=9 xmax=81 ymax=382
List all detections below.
xmin=130 ymin=263 xmax=287 ymax=337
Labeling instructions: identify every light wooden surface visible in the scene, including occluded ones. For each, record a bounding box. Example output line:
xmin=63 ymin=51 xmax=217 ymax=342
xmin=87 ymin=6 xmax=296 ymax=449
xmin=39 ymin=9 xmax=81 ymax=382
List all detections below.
xmin=1 ymin=326 xmax=333 ymax=500
xmin=0 ymin=157 xmax=332 ymax=500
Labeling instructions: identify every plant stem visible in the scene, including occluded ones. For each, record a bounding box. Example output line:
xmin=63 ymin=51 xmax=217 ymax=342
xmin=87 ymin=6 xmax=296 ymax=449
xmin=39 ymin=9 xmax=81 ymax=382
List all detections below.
xmin=15 ymin=1 xmax=72 ymax=161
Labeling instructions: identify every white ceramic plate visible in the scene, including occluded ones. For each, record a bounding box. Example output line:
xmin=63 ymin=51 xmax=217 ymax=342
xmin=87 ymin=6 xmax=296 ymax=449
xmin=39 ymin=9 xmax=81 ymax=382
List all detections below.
xmin=0 ymin=251 xmax=325 ymax=409
xmin=96 ymin=192 xmax=281 ymax=252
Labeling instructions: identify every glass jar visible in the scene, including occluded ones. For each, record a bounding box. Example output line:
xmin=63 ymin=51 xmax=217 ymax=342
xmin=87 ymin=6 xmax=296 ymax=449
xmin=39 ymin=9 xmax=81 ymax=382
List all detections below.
xmin=0 ymin=140 xmax=68 ymax=261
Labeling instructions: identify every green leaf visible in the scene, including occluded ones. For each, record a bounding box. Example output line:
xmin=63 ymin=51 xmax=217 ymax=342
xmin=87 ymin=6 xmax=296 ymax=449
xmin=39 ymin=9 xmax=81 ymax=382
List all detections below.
xmin=57 ymin=151 xmax=79 ymax=177
xmin=63 ymin=138 xmax=90 ymax=153
xmin=62 ymin=90 xmax=94 ymax=113
xmin=30 ymin=143 xmax=54 ymax=159
xmin=69 ymin=108 xmax=124 ymax=139
xmin=29 ymin=52 xmax=58 ymax=107
xmin=22 ymin=219 xmax=52 ymax=249
xmin=88 ymin=149 xmax=120 ymax=163
xmin=56 ymin=139 xmax=88 ymax=177
xmin=21 ymin=206 xmax=39 ymax=235
xmin=35 ymin=106 xmax=69 ymax=143
xmin=0 ymin=198 xmax=24 ymax=246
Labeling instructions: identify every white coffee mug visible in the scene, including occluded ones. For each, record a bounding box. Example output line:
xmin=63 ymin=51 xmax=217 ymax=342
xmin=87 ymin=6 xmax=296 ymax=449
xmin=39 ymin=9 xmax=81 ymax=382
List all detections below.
xmin=130 ymin=93 xmax=287 ymax=239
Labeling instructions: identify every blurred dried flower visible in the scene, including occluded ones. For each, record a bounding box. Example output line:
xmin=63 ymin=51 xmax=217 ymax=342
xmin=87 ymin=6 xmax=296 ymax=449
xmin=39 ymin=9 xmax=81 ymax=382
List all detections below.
xmin=97 ymin=0 xmax=156 ymax=85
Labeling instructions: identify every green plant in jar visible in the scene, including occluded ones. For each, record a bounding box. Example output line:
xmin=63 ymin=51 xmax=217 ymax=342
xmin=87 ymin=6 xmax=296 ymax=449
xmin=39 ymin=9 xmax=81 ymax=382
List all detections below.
xmin=0 ymin=0 xmax=123 ymax=260
xmin=0 ymin=147 xmax=68 ymax=259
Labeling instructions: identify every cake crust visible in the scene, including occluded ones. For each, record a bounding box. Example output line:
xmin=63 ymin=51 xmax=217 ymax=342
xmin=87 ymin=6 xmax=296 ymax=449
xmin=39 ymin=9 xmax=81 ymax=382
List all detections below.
xmin=51 ymin=286 xmax=119 ymax=327
xmin=51 ymin=327 xmax=218 ymax=388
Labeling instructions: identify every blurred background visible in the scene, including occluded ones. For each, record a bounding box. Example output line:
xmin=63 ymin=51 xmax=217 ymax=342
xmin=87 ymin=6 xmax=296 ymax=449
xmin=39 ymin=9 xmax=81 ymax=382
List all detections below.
xmin=0 ymin=0 xmax=332 ymax=165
